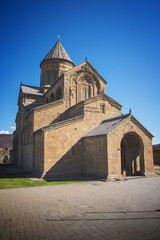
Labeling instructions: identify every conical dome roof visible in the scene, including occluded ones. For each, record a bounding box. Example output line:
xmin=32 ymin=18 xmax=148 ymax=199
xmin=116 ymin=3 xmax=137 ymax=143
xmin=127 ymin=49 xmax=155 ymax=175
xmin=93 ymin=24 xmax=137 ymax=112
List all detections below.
xmin=43 ymin=39 xmax=74 ymax=64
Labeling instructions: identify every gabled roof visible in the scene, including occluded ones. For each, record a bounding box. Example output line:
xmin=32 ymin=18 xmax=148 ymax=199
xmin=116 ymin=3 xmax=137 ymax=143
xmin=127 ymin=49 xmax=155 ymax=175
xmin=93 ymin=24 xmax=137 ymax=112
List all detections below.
xmin=84 ymin=93 xmax=122 ymax=110
xmin=84 ymin=114 xmax=153 ymax=139
xmin=23 ymin=102 xmax=43 ymax=110
xmin=85 ymin=114 xmax=129 ymax=137
xmin=24 ymin=99 xmax=64 ymax=119
xmin=42 ymin=39 xmax=74 ymax=65
xmin=64 ymin=60 xmax=107 ymax=84
xmin=44 ymin=59 xmax=107 ymax=97
xmin=21 ymin=84 xmax=43 ymax=96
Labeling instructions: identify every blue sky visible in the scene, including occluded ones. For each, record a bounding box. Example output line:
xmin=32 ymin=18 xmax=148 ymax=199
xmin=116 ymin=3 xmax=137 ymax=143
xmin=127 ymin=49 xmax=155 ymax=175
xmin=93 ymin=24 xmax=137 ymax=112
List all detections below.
xmin=0 ymin=0 xmax=159 ymax=144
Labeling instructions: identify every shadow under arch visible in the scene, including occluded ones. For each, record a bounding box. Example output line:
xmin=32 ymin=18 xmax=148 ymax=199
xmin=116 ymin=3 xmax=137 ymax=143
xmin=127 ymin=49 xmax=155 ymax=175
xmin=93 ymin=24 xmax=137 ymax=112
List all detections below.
xmin=121 ymin=132 xmax=145 ymax=176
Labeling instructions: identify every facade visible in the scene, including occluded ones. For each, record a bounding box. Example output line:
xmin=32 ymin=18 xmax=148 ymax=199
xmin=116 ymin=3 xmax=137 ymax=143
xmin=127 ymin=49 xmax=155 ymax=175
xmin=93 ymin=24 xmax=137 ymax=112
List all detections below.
xmin=13 ymin=39 xmax=155 ymax=179
xmin=153 ymin=144 xmax=160 ymax=165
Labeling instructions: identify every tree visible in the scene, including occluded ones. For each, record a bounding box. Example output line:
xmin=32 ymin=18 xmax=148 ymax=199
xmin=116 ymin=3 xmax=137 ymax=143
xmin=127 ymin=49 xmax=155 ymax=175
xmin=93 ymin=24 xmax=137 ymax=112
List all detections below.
xmin=3 ymin=155 xmax=9 ymax=163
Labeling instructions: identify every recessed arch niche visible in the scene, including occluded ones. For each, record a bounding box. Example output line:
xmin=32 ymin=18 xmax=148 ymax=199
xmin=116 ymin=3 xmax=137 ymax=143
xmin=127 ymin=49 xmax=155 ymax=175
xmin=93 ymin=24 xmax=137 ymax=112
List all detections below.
xmin=121 ymin=132 xmax=145 ymax=176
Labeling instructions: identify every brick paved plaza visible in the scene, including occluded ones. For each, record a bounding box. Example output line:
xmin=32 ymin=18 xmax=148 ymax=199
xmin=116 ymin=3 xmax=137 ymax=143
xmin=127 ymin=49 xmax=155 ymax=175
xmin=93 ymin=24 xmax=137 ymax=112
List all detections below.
xmin=0 ymin=177 xmax=160 ymax=240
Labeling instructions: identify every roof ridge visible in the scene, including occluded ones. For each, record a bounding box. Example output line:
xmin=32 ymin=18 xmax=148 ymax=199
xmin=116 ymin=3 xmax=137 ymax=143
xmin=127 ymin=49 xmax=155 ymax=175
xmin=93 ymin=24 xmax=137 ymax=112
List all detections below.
xmin=21 ymin=85 xmax=43 ymax=96
xmin=21 ymin=84 xmax=40 ymax=89
xmin=101 ymin=114 xmax=130 ymax=124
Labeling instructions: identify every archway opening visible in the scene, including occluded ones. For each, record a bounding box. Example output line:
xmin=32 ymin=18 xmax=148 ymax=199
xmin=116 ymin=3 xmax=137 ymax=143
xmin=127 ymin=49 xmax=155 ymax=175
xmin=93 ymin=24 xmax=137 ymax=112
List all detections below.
xmin=121 ymin=132 xmax=144 ymax=176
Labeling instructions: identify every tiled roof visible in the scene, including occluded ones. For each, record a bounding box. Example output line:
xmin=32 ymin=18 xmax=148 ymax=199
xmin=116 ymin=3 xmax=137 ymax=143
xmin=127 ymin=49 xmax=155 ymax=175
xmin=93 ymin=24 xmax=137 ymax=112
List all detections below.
xmin=84 ymin=114 xmax=130 ymax=137
xmin=23 ymin=102 xmax=43 ymax=110
xmin=21 ymin=85 xmax=43 ymax=96
xmin=43 ymin=39 xmax=74 ymax=64
xmin=0 ymin=134 xmax=13 ymax=149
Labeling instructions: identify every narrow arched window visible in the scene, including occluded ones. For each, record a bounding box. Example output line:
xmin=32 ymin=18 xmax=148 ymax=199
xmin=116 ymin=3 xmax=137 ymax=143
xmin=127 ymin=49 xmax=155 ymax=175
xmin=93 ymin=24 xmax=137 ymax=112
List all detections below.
xmin=84 ymin=88 xmax=87 ymax=100
xmin=93 ymin=85 xmax=95 ymax=96
xmin=88 ymin=85 xmax=91 ymax=98
xmin=101 ymin=104 xmax=105 ymax=113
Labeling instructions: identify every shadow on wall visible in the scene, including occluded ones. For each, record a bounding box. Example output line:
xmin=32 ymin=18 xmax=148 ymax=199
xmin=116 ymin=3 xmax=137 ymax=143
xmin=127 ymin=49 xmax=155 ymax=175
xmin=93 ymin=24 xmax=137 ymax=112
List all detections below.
xmin=43 ymin=138 xmax=108 ymax=181
xmin=43 ymin=139 xmax=84 ymax=180
xmin=51 ymin=102 xmax=84 ymax=125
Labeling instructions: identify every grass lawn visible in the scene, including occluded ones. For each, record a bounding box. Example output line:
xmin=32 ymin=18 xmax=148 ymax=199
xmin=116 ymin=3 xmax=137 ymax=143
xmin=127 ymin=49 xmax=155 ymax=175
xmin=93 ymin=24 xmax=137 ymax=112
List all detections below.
xmin=0 ymin=178 xmax=88 ymax=189
xmin=154 ymin=165 xmax=160 ymax=176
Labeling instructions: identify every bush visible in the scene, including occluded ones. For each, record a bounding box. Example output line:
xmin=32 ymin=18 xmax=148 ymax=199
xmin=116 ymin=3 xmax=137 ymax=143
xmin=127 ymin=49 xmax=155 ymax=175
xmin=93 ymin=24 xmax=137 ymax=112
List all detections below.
xmin=3 ymin=155 xmax=9 ymax=163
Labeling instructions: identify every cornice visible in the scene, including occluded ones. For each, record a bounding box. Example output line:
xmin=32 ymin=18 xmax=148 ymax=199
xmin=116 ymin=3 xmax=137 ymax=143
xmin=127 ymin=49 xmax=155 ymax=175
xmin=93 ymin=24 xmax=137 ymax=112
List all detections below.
xmin=84 ymin=93 xmax=122 ymax=111
xmin=24 ymin=99 xmax=64 ymax=119
xmin=105 ymin=94 xmax=122 ymax=110
xmin=87 ymin=61 xmax=107 ymax=84
xmin=64 ymin=61 xmax=86 ymax=75
xmin=130 ymin=115 xmax=153 ymax=139
xmin=40 ymin=58 xmax=75 ymax=69
xmin=34 ymin=99 xmax=64 ymax=112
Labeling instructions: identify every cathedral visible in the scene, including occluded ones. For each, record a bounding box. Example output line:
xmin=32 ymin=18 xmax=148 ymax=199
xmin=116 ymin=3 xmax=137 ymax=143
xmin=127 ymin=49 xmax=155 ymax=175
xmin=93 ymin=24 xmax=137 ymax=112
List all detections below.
xmin=13 ymin=39 xmax=154 ymax=180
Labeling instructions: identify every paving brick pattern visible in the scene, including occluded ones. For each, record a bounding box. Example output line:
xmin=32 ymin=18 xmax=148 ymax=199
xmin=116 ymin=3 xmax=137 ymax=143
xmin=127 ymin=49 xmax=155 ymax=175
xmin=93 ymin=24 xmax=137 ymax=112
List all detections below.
xmin=0 ymin=177 xmax=160 ymax=240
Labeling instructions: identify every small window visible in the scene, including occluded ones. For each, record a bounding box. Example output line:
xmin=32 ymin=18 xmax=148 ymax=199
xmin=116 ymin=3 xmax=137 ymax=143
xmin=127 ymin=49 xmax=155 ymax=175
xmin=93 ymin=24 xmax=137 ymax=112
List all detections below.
xmin=101 ymin=104 xmax=105 ymax=113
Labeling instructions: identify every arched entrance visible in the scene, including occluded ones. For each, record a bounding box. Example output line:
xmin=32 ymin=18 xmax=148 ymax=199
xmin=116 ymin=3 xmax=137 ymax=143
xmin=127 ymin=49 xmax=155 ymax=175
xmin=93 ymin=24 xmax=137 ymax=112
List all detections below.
xmin=121 ymin=132 xmax=144 ymax=176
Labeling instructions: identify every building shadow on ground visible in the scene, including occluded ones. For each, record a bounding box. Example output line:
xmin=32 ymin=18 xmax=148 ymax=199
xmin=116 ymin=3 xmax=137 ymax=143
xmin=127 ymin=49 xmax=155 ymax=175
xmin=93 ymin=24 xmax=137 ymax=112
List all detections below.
xmin=0 ymin=163 xmax=106 ymax=183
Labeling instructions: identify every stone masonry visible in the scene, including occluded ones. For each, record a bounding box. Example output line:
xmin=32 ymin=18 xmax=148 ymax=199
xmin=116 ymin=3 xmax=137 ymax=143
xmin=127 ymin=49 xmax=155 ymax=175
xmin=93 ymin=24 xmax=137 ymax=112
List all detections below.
xmin=13 ymin=39 xmax=154 ymax=179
